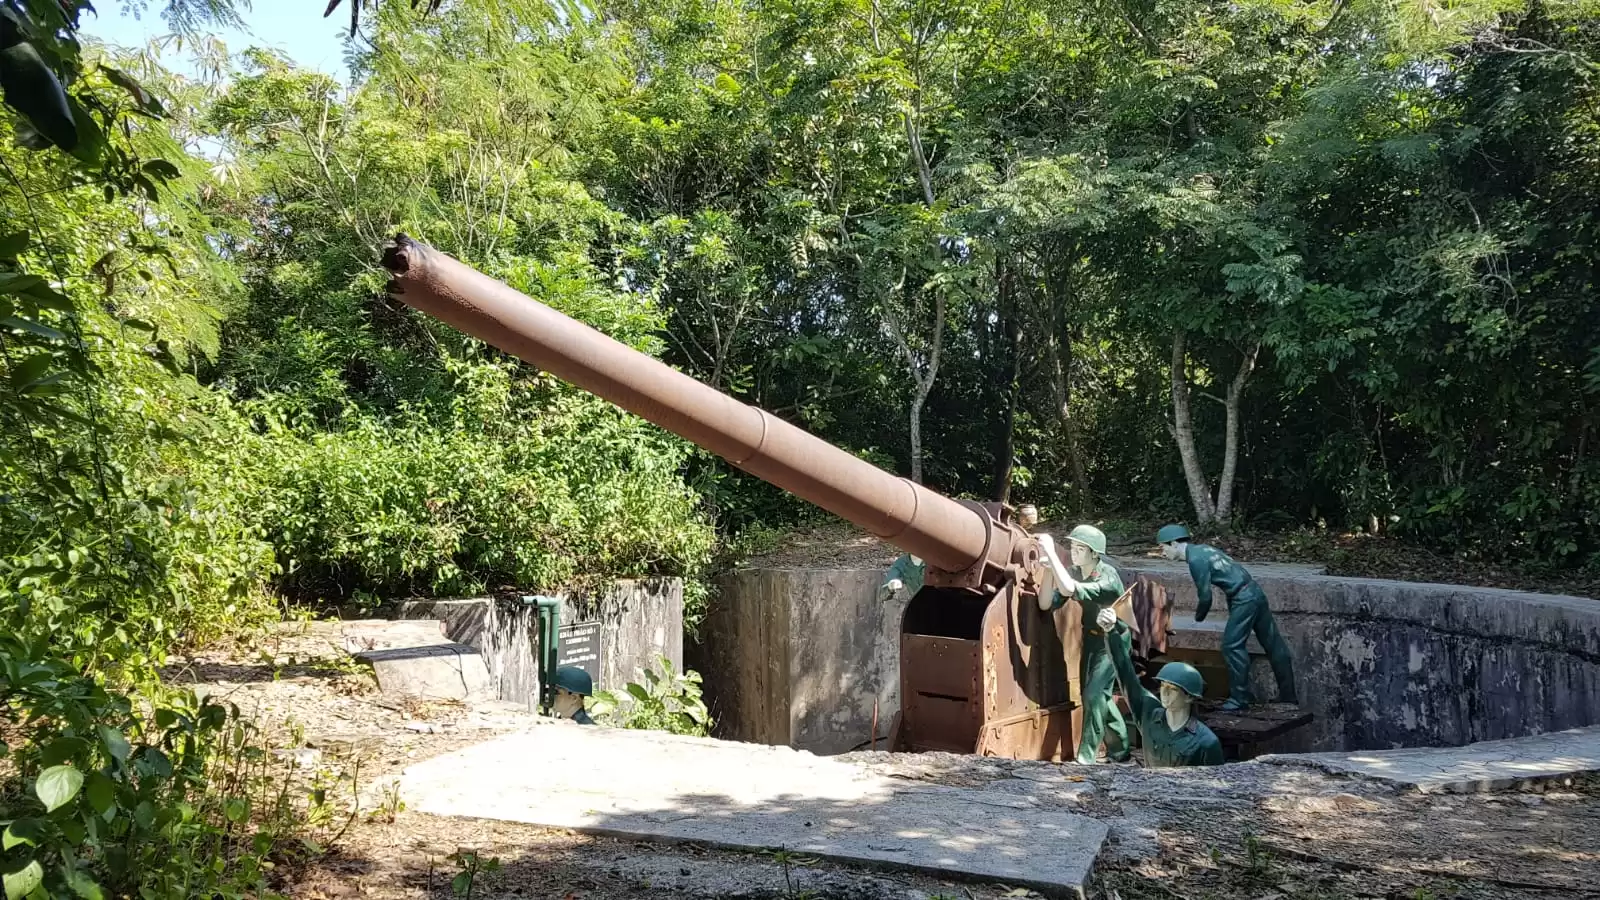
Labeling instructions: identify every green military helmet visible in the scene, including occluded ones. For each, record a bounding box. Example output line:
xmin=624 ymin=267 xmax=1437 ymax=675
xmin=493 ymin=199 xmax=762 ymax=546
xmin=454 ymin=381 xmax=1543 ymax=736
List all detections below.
xmin=1155 ymin=662 xmax=1205 ymax=698
xmin=552 ymin=666 xmax=593 ymax=697
xmin=1067 ymin=524 xmax=1107 ymax=555
xmin=1156 ymin=524 xmax=1191 ymax=544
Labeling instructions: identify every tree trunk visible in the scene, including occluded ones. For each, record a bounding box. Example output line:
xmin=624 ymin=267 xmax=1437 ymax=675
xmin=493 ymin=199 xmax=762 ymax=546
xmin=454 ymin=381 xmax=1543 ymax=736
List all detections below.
xmin=1215 ymin=342 xmax=1260 ymax=522
xmin=1170 ymin=331 xmax=1218 ymax=523
xmin=991 ymin=258 xmax=1021 ymax=502
xmin=1045 ymin=261 xmax=1092 ymax=513
xmin=909 ymin=389 xmax=927 ymax=484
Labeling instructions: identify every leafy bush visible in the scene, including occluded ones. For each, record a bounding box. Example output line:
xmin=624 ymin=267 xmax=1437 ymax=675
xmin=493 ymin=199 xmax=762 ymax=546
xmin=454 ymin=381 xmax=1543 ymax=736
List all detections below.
xmin=0 ymin=636 xmax=340 ymax=900
xmin=589 ymin=656 xmax=712 ymax=737
xmin=203 ymin=383 xmax=715 ymax=602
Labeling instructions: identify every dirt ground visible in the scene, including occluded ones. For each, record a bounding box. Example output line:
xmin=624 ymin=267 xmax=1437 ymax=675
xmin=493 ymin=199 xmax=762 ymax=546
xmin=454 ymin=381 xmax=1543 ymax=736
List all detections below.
xmin=168 ymin=620 xmax=1600 ymax=900
xmin=737 ymin=518 xmax=1599 ymax=599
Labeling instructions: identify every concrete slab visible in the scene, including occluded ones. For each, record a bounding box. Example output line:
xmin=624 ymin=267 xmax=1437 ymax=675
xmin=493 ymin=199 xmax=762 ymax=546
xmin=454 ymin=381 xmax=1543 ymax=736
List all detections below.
xmin=1165 ymin=615 xmax=1266 ymax=654
xmin=354 ymin=640 xmax=495 ymax=703
xmin=1259 ymin=725 xmax=1600 ymax=793
xmin=400 ymin=725 xmax=1109 ymax=897
xmin=340 ymin=619 xmax=448 ymax=654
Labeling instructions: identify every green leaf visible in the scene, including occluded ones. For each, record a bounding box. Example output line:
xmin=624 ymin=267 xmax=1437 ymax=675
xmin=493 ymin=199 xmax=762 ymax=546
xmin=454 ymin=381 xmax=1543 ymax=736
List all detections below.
xmin=625 ymin=683 xmax=650 ymax=703
xmin=131 ymin=801 xmax=154 ymax=829
xmin=0 ymin=274 xmax=45 ymax=296
xmin=102 ymin=67 xmax=165 ymax=117
xmin=8 ymin=353 xmax=52 ymax=390
xmin=133 ymin=748 xmax=171 ymax=778
xmin=22 ymin=281 xmax=73 ymax=311
xmin=224 ymin=797 xmax=248 ymax=823
xmin=0 ymin=316 xmax=65 ymax=342
xmin=451 ymin=872 xmax=471 ymax=896
xmin=39 ymin=738 xmax=87 ymax=767
xmin=0 ymin=232 xmax=26 ymax=258
xmin=2 ymin=859 xmax=42 ymax=900
xmin=141 ymin=159 xmax=182 ymax=181
xmin=84 ymin=773 xmax=115 ymax=816
xmin=2 ymin=820 xmax=43 ymax=851
xmin=65 ymin=97 xmax=105 ymax=166
xmin=133 ymin=174 xmax=160 ymax=201
xmin=65 ymin=869 xmax=103 ymax=900
xmin=96 ymin=726 xmax=130 ymax=762
xmin=35 ymin=765 xmax=83 ymax=812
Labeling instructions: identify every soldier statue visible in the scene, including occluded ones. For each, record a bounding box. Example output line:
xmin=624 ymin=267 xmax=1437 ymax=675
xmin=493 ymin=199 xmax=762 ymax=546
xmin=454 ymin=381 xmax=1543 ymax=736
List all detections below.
xmin=1095 ymin=607 xmax=1223 ymax=767
xmin=1156 ymin=524 xmax=1296 ymax=711
xmin=551 ymin=666 xmax=598 ymax=725
xmin=1037 ymin=525 xmax=1130 ymax=765
xmin=878 ymin=553 xmax=925 ymax=602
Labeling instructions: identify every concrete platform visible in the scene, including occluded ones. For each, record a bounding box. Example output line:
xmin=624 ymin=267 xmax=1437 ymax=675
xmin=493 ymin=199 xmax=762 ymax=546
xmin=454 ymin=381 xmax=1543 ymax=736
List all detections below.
xmin=1260 ymin=724 xmax=1600 ymax=793
xmin=400 ymin=725 xmax=1109 ymax=897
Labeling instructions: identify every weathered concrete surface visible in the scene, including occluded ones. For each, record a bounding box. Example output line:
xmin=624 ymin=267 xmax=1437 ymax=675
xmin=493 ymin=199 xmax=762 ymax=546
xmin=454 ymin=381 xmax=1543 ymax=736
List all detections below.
xmin=345 ymin=620 xmax=496 ymax=703
xmin=400 ymin=724 xmax=1109 ymax=897
xmin=398 ymin=578 xmax=683 ymax=705
xmin=701 ymin=569 xmax=905 ymax=754
xmin=710 ymin=562 xmax=1600 ymax=755
xmin=1125 ymin=561 xmax=1600 ymax=752
xmin=1260 ymin=724 xmax=1600 ymax=793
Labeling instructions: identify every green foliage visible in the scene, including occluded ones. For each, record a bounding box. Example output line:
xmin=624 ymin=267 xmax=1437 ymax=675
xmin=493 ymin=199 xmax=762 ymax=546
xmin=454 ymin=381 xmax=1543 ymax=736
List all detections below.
xmin=196 ymin=26 xmax=715 ymax=602
xmin=0 ymin=635 xmax=336 ymax=900
xmin=590 ymin=656 xmax=712 ymax=737
xmin=446 ymin=849 xmax=501 ymax=898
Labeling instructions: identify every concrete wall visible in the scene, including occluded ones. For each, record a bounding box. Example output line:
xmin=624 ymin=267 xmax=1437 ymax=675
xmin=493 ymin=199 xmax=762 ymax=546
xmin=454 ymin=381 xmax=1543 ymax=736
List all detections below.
xmin=706 ymin=563 xmax=1600 ymax=755
xmin=399 ymin=577 xmax=683 ymax=707
xmin=699 ymin=569 xmax=906 ymax=754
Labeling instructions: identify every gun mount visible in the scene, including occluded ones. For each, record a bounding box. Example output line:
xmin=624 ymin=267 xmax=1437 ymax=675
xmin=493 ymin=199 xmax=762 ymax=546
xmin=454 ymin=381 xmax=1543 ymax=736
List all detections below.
xmin=380 ymin=235 xmax=1168 ymax=760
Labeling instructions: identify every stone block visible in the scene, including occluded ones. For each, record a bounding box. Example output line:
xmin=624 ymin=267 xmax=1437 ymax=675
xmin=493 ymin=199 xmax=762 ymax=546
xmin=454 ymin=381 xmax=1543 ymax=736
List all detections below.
xmin=355 ymin=641 xmax=495 ymax=703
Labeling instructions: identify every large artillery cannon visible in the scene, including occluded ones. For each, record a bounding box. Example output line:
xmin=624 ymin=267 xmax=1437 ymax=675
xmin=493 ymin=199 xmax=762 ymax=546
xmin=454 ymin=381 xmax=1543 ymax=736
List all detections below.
xmin=379 ymin=235 xmax=1167 ymax=760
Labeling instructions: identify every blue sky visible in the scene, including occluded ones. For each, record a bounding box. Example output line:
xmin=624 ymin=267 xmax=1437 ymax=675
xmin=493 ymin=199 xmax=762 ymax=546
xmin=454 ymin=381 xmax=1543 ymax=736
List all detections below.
xmin=84 ymin=1 xmax=353 ymax=80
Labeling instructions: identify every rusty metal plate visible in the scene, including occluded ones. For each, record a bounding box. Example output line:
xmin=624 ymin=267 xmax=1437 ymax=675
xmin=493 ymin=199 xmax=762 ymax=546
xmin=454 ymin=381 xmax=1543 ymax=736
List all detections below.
xmin=902 ymin=634 xmax=980 ymax=700
xmin=903 ymin=695 xmax=981 ymax=753
xmin=975 ymin=704 xmax=1074 ymax=761
xmin=978 ymin=579 xmax=1077 ymax=759
xmin=899 ymin=634 xmax=981 ymax=753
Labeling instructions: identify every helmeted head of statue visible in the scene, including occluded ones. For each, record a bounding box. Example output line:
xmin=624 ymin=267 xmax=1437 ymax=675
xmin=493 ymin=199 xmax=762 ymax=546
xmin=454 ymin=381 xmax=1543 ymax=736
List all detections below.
xmin=1067 ymin=524 xmax=1106 ymax=569
xmin=553 ymin=666 xmax=593 ymax=697
xmin=1017 ymin=505 xmax=1039 ymax=529
xmin=1155 ymin=661 xmax=1205 ymax=699
xmin=551 ymin=666 xmax=593 ymax=719
xmin=1156 ymin=523 xmax=1191 ymax=561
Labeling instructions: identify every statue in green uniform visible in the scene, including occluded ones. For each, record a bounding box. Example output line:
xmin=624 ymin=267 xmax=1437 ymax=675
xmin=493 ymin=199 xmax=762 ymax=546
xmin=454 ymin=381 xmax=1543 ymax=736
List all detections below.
xmin=551 ymin=666 xmax=598 ymax=725
xmin=878 ymin=553 xmax=925 ymax=602
xmin=1095 ymin=607 xmax=1223 ymax=767
xmin=1037 ymin=525 xmax=1130 ymax=765
xmin=1157 ymin=524 xmax=1297 ymax=711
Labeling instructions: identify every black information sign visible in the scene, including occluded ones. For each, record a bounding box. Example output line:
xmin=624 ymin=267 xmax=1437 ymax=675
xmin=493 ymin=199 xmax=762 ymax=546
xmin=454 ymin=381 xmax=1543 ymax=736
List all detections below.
xmin=558 ymin=621 xmax=602 ymax=683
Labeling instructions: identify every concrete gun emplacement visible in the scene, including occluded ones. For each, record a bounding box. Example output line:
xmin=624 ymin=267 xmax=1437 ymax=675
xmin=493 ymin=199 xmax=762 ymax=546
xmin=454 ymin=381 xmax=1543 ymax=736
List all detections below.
xmin=380 ymin=234 xmax=1169 ymax=760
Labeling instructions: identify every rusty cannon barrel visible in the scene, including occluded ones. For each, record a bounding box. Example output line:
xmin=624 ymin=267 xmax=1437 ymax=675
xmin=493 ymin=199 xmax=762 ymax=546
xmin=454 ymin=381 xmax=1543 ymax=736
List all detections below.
xmin=379 ymin=235 xmax=1169 ymax=761
xmin=381 ymin=233 xmax=1020 ymax=590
